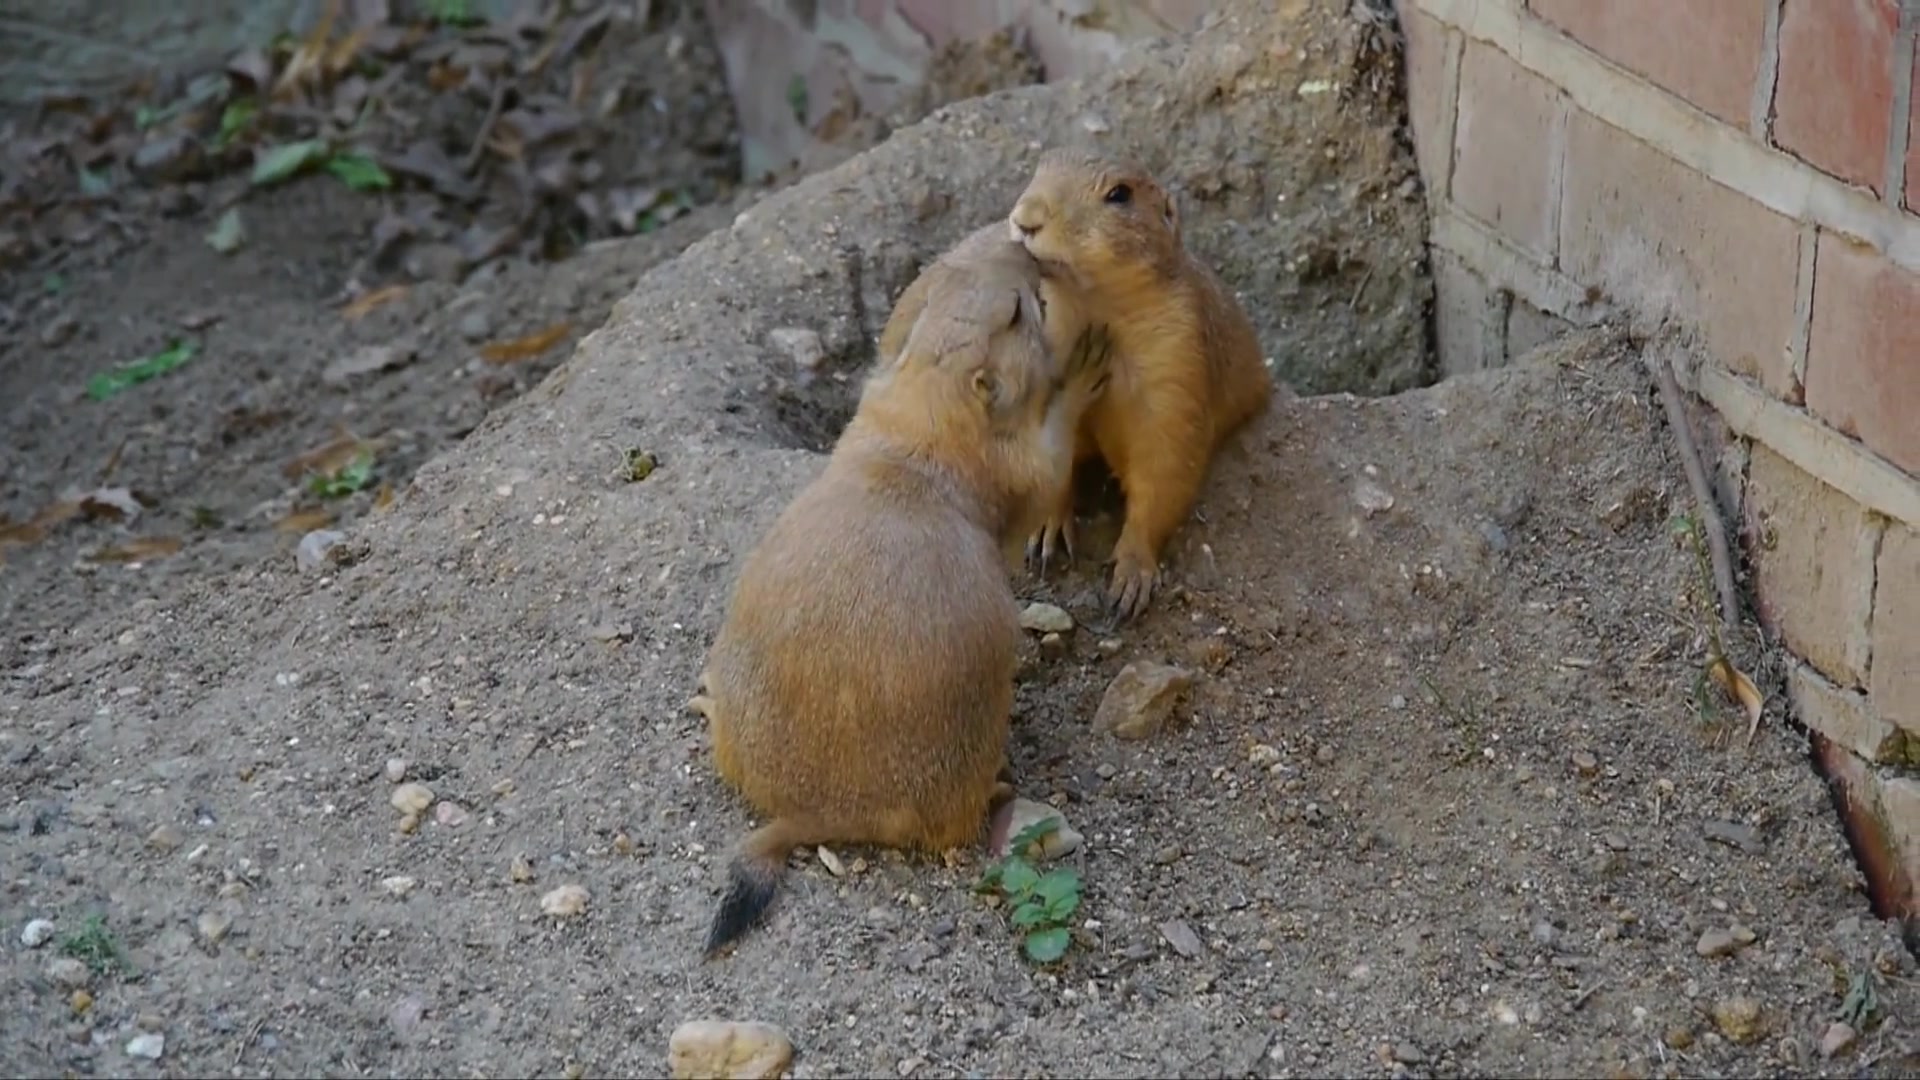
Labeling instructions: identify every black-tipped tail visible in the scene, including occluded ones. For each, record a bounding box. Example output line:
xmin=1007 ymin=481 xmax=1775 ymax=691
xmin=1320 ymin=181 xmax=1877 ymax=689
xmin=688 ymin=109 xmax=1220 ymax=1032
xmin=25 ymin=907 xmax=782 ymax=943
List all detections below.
xmin=703 ymin=857 xmax=780 ymax=958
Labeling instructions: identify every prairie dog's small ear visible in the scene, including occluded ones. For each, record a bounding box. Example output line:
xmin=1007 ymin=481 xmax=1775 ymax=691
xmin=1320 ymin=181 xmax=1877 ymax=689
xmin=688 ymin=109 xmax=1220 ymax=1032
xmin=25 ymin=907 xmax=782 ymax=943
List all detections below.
xmin=1162 ymin=188 xmax=1181 ymax=239
xmin=972 ymin=368 xmax=998 ymax=406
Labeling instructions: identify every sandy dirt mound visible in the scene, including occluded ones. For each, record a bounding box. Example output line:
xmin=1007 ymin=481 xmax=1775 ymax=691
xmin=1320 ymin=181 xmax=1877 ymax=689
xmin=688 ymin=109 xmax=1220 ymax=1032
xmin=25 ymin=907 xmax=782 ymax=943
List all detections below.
xmin=2 ymin=1 xmax=1910 ymax=1077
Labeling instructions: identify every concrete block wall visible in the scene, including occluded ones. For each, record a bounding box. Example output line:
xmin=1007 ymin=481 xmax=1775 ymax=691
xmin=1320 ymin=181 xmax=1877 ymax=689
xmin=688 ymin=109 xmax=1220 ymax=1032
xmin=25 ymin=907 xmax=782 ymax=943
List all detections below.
xmin=1399 ymin=0 xmax=1920 ymax=918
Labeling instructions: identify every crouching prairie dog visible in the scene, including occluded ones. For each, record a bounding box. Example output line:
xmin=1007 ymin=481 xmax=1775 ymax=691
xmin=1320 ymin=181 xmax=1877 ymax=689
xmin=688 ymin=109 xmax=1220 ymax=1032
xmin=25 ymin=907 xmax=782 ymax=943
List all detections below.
xmin=1007 ymin=147 xmax=1274 ymax=620
xmin=691 ymin=242 xmax=1113 ymax=957
xmin=878 ymin=227 xmax=1093 ymax=568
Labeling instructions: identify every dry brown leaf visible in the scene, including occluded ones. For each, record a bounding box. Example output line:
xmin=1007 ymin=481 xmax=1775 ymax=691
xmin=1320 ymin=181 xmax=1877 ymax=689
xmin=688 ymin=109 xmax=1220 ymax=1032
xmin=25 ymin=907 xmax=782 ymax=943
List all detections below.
xmin=341 ymin=283 xmax=410 ymax=320
xmin=323 ymin=25 xmax=373 ymax=80
xmin=0 ymin=500 xmax=82 ymax=546
xmin=283 ymin=431 xmax=372 ymax=480
xmin=1707 ymin=656 xmax=1766 ymax=743
xmin=275 ymin=507 xmax=336 ymax=533
xmin=89 ymin=536 xmax=185 ymax=563
xmin=427 ymin=62 xmax=467 ymax=92
xmin=373 ymin=482 xmax=396 ymax=510
xmin=273 ymin=0 xmax=341 ymax=101
xmin=481 ymin=322 xmax=571 ymax=364
xmin=77 ymin=487 xmax=143 ymax=522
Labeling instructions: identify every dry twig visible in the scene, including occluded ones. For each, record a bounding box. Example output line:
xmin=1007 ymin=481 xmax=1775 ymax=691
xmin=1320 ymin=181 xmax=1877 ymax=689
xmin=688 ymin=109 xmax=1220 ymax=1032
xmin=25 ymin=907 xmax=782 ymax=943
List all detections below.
xmin=1647 ymin=351 xmax=1740 ymax=633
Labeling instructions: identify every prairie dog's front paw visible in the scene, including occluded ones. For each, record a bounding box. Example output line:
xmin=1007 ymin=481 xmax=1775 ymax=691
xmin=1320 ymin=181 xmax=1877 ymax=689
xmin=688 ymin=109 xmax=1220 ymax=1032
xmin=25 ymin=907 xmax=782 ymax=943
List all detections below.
xmin=1106 ymin=540 xmax=1163 ymax=621
xmin=1024 ymin=513 xmax=1077 ymax=577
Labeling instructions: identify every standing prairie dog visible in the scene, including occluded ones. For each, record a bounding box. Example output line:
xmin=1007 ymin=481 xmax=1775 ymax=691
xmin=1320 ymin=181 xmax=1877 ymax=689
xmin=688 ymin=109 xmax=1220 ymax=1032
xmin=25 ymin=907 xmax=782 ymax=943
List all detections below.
xmin=692 ymin=238 xmax=1112 ymax=957
xmin=1007 ymin=147 xmax=1274 ymax=620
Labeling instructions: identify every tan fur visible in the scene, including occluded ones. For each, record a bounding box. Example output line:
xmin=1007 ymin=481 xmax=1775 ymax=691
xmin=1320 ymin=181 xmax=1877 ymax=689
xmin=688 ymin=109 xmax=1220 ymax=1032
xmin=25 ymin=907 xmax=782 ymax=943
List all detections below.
xmin=695 ymin=234 xmax=1111 ymax=955
xmin=1005 ymin=146 xmax=1273 ymax=619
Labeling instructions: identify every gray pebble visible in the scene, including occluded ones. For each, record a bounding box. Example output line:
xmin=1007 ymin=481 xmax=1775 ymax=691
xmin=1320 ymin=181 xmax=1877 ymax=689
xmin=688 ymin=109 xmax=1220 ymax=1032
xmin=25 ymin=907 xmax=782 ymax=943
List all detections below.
xmin=457 ymin=308 xmax=493 ymax=342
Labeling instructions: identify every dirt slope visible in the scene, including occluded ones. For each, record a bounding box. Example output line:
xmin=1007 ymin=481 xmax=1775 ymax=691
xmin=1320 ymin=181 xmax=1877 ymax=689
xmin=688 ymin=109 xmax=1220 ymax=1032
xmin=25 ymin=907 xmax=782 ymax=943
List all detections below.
xmin=3 ymin=1 xmax=1909 ymax=1077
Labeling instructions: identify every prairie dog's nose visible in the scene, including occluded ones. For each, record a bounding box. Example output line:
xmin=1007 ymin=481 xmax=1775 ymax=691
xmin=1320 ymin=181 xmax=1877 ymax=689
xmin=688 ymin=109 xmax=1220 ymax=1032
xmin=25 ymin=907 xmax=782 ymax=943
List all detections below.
xmin=1009 ymin=197 xmax=1047 ymax=240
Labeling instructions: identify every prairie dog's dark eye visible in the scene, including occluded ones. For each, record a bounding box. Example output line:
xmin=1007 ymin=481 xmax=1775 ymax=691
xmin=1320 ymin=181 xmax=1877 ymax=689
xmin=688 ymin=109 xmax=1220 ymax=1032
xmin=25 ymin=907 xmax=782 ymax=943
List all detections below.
xmin=1104 ymin=183 xmax=1132 ymax=205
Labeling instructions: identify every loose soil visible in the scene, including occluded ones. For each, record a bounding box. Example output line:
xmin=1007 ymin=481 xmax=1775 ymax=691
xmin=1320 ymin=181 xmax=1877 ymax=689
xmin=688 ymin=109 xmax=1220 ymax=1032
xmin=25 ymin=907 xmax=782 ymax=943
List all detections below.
xmin=3 ymin=1 xmax=1912 ymax=1078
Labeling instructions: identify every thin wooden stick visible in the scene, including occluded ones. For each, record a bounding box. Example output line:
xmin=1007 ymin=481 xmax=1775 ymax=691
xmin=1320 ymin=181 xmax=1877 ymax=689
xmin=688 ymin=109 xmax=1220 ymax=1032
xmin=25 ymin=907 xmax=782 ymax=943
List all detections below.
xmin=1648 ymin=351 xmax=1741 ymax=633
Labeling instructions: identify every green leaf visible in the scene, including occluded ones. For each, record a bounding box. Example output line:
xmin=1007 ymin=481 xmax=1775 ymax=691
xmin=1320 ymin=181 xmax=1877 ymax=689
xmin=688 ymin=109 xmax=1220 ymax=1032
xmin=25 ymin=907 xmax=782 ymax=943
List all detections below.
xmin=78 ymin=167 xmax=112 ymax=198
xmin=1023 ymin=927 xmax=1070 ymax=964
xmin=308 ymin=451 xmax=377 ymax=499
xmin=86 ymin=341 xmax=198 ymax=401
xmin=1031 ymin=868 xmax=1080 ymax=907
xmin=1046 ymin=891 xmax=1081 ymax=923
xmin=1010 ymin=902 xmax=1050 ymax=930
xmin=214 ymin=99 xmax=258 ymax=149
xmin=1007 ymin=816 xmax=1059 ymax=859
xmin=251 ymin=139 xmax=328 ymax=186
xmin=206 ymin=208 xmax=246 ymax=254
xmin=427 ymin=0 xmax=480 ymax=25
xmin=1034 ymin=868 xmax=1082 ymax=922
xmin=326 ymin=153 xmax=392 ymax=192
xmin=997 ymin=859 xmax=1040 ymax=897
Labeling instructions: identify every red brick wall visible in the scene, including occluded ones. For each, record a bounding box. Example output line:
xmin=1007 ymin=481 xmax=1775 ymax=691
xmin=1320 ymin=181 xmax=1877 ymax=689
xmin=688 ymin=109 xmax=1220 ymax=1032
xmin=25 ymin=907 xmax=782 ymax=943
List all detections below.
xmin=1402 ymin=0 xmax=1920 ymax=916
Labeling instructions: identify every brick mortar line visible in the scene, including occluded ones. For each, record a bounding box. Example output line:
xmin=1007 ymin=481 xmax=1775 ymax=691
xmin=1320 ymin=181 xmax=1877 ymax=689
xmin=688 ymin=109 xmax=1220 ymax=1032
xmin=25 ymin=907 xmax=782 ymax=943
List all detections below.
xmin=1428 ymin=204 xmax=1614 ymax=325
xmin=1544 ymin=93 xmax=1569 ymax=268
xmin=1411 ymin=0 xmax=1920 ymax=274
xmin=1751 ymin=0 xmax=1783 ymax=143
xmin=1888 ymin=8 xmax=1917 ymax=207
xmin=1694 ymin=365 xmax=1920 ymax=530
xmin=1788 ymin=223 xmax=1817 ymax=398
xmin=1865 ymin=519 xmax=1887 ymax=699
xmin=1789 ymin=659 xmax=1907 ymax=763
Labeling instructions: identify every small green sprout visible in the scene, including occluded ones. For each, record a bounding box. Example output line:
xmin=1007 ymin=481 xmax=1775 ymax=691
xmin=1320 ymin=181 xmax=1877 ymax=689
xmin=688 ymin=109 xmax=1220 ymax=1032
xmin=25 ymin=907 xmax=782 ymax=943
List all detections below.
xmin=975 ymin=817 xmax=1083 ymax=964
xmin=59 ymin=914 xmax=129 ymax=977
xmin=307 ymin=451 xmax=378 ymax=499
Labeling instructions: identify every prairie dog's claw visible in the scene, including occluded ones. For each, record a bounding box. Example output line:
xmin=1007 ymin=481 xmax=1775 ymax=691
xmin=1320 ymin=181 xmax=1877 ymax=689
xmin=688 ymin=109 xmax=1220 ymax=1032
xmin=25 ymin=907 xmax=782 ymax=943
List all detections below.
xmin=1105 ymin=548 xmax=1161 ymax=622
xmin=1025 ymin=516 xmax=1076 ymax=577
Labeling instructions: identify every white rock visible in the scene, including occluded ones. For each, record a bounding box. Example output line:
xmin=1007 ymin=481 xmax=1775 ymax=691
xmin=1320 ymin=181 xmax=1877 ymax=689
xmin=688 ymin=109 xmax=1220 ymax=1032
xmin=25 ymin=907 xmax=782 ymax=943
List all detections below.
xmin=389 ymin=782 xmax=435 ymax=815
xmin=20 ymin=919 xmax=55 ymax=948
xmin=668 ymin=1019 xmax=794 ymax=1080
xmin=196 ymin=910 xmax=232 ymax=944
xmin=295 ymin=529 xmax=348 ymax=572
xmin=322 ymin=342 xmax=415 ymax=385
xmin=125 ymin=1032 xmax=165 ymax=1059
xmin=768 ymin=327 xmax=825 ymax=370
xmin=1354 ymin=478 xmax=1395 ymax=515
xmin=541 ymin=884 xmax=590 ymax=918
xmin=988 ymin=798 xmax=1083 ymax=862
xmin=1094 ymin=661 xmax=1194 ymax=740
xmin=381 ymin=875 xmax=419 ymax=897
xmin=1019 ymin=602 xmax=1074 ymax=635
xmin=46 ymin=957 xmax=90 ymax=989
xmin=816 ymin=846 xmax=846 ymax=877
